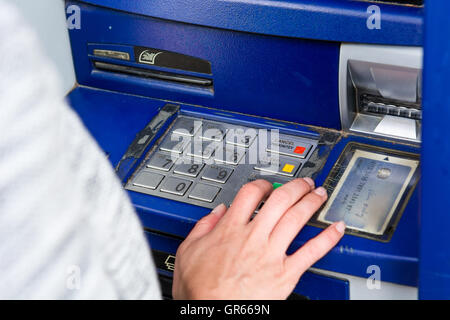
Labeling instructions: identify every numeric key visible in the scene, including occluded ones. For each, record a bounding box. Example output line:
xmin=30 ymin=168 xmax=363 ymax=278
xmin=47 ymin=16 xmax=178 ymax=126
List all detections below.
xmin=201 ymin=165 xmax=233 ymax=184
xmin=147 ymin=152 xmax=177 ymax=171
xmin=186 ymin=140 xmax=218 ymax=159
xmin=159 ymin=134 xmax=190 ymax=154
xmin=215 ymin=145 xmax=246 ymax=165
xmin=172 ymin=117 xmax=202 ymax=136
xmin=225 ymin=127 xmax=257 ymax=147
xmin=200 ymin=121 xmax=228 ymax=141
xmin=173 ymin=162 xmax=205 ymax=177
xmin=160 ymin=177 xmax=192 ymax=196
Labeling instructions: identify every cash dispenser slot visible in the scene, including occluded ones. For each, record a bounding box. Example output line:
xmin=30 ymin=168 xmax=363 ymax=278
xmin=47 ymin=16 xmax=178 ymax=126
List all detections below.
xmin=348 ymin=60 xmax=421 ymax=142
xmin=340 ymin=45 xmax=423 ymax=143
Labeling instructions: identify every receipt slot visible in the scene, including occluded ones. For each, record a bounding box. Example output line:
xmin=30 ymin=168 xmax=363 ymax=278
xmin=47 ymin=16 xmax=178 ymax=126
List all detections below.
xmin=64 ymin=0 xmax=450 ymax=299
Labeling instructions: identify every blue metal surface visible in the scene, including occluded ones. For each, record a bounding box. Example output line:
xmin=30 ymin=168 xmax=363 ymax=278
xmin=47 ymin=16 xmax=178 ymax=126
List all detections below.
xmin=77 ymin=0 xmax=423 ymax=46
xmin=68 ymin=87 xmax=421 ymax=287
xmin=419 ymin=0 xmax=450 ymax=300
xmin=293 ymin=271 xmax=349 ymax=300
xmin=67 ymin=1 xmax=342 ymax=130
xmin=66 ymin=87 xmax=165 ymax=168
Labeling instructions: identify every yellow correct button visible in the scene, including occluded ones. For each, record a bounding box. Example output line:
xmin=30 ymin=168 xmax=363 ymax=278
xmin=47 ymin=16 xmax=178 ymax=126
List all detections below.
xmin=282 ymin=164 xmax=295 ymax=173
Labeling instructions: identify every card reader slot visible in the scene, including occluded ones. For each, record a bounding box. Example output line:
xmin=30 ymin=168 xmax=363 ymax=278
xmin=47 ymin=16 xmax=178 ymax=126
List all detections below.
xmin=93 ymin=61 xmax=213 ymax=87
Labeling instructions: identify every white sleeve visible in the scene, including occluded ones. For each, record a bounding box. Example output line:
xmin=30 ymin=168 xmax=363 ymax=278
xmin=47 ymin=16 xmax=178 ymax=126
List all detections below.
xmin=0 ymin=1 xmax=161 ymax=299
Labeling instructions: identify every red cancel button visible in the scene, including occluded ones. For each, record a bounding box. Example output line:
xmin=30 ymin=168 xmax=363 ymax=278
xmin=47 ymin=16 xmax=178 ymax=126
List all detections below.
xmin=294 ymin=146 xmax=306 ymax=155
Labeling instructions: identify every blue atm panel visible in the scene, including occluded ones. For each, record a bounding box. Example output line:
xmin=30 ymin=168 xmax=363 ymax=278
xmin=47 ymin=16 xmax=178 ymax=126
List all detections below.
xmin=68 ymin=1 xmax=342 ymax=129
xmin=66 ymin=0 xmax=432 ymax=299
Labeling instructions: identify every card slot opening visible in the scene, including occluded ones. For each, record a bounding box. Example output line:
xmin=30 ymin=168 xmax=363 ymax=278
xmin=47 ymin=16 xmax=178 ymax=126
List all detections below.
xmin=93 ymin=61 xmax=213 ymax=87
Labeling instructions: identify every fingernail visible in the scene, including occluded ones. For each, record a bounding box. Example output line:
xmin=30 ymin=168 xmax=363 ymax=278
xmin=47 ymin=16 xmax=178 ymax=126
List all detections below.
xmin=313 ymin=187 xmax=327 ymax=197
xmin=211 ymin=203 xmax=226 ymax=215
xmin=303 ymin=177 xmax=315 ymax=189
xmin=335 ymin=221 xmax=346 ymax=234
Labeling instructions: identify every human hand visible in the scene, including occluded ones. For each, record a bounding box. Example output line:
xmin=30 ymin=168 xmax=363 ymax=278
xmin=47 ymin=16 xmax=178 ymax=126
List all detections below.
xmin=172 ymin=178 xmax=345 ymax=299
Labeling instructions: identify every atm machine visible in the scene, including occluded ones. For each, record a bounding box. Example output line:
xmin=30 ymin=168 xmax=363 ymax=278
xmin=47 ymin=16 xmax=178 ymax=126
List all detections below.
xmin=65 ymin=0 xmax=450 ymax=299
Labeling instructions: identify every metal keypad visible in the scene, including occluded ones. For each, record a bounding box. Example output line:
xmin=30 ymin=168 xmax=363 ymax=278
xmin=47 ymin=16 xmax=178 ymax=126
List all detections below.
xmin=160 ymin=177 xmax=192 ymax=196
xmin=189 ymin=183 xmax=221 ymax=202
xmin=126 ymin=115 xmax=319 ymax=209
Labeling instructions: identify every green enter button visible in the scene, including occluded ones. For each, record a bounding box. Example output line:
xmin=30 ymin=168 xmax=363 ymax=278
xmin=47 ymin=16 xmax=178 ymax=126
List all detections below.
xmin=272 ymin=182 xmax=283 ymax=190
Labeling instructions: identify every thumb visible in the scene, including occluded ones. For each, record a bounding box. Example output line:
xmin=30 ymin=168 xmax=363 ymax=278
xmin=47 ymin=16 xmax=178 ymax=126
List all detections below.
xmin=185 ymin=203 xmax=227 ymax=243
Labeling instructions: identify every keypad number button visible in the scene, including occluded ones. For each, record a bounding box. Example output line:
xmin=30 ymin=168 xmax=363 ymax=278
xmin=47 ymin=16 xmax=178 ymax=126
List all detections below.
xmin=159 ymin=134 xmax=190 ymax=154
xmin=186 ymin=140 xmax=218 ymax=159
xmin=173 ymin=163 xmax=205 ymax=178
xmin=147 ymin=153 xmax=176 ymax=171
xmin=200 ymin=122 xmax=228 ymax=142
xmin=160 ymin=177 xmax=192 ymax=196
xmin=172 ymin=117 xmax=202 ymax=137
xmin=225 ymin=128 xmax=257 ymax=147
xmin=202 ymin=165 xmax=233 ymax=184
xmin=215 ymin=145 xmax=246 ymax=165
